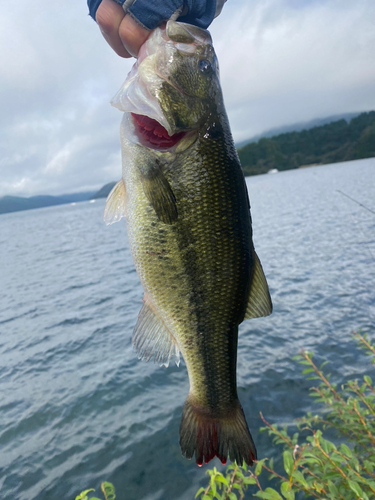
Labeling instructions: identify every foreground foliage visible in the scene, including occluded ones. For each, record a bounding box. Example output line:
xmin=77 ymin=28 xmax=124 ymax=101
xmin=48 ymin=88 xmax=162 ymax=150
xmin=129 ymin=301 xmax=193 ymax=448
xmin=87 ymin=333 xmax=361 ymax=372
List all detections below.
xmin=196 ymin=332 xmax=375 ymax=500
xmin=75 ymin=482 xmax=115 ymax=500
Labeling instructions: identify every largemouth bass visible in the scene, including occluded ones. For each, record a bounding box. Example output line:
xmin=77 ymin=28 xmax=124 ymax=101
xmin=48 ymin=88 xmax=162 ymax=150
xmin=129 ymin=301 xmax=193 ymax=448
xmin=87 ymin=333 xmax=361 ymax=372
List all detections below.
xmin=104 ymin=21 xmax=272 ymax=466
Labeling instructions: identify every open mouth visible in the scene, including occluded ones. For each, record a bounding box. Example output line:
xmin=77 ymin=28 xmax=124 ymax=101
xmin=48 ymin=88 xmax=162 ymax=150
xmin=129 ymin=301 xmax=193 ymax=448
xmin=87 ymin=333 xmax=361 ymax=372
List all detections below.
xmin=131 ymin=113 xmax=186 ymax=150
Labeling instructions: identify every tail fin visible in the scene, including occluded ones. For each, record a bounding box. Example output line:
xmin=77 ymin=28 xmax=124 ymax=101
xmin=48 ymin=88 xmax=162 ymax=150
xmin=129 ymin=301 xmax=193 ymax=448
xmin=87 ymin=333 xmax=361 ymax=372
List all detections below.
xmin=179 ymin=396 xmax=257 ymax=466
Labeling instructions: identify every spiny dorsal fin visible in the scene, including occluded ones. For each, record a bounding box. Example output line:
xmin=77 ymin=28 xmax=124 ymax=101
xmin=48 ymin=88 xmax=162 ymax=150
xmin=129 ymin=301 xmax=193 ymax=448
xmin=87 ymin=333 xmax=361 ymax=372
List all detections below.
xmin=132 ymin=296 xmax=180 ymax=367
xmin=103 ymin=179 xmax=127 ymax=225
xmin=244 ymin=251 xmax=272 ymax=319
xmin=139 ymin=162 xmax=178 ymax=224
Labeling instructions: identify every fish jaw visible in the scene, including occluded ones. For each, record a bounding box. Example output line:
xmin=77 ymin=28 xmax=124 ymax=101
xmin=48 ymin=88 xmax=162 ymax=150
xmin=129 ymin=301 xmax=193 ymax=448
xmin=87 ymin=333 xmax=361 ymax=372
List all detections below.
xmin=111 ymin=42 xmax=172 ymax=135
xmin=110 ymin=25 xmax=180 ymax=137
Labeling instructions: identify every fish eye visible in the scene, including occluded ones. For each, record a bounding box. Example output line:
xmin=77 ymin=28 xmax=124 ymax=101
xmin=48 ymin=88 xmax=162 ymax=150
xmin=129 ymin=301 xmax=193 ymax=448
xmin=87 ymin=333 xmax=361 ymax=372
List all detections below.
xmin=198 ymin=59 xmax=211 ymax=73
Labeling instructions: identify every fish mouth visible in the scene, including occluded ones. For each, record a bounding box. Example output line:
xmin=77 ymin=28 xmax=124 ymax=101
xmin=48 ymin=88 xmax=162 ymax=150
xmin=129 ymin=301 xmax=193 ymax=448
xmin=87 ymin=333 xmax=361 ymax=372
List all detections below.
xmin=130 ymin=113 xmax=187 ymax=150
xmin=120 ymin=112 xmax=196 ymax=154
xmin=131 ymin=113 xmax=187 ymax=150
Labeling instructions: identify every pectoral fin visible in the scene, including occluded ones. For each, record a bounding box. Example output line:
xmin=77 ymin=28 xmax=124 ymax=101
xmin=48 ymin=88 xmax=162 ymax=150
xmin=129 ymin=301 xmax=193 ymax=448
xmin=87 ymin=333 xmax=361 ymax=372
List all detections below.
xmin=133 ymin=296 xmax=180 ymax=367
xmin=139 ymin=162 xmax=178 ymax=224
xmin=103 ymin=179 xmax=127 ymax=225
xmin=244 ymin=251 xmax=273 ymax=319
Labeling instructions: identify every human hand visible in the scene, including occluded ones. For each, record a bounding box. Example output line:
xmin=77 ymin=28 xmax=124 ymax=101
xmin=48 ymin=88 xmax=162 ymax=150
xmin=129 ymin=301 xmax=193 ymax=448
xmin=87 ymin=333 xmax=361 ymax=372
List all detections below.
xmin=95 ymin=0 xmax=150 ymax=58
xmin=90 ymin=0 xmax=225 ymax=59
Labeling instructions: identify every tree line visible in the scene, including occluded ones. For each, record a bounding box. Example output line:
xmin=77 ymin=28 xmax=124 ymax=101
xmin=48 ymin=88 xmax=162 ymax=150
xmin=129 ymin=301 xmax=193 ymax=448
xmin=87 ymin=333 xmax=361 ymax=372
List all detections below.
xmin=237 ymin=111 xmax=375 ymax=176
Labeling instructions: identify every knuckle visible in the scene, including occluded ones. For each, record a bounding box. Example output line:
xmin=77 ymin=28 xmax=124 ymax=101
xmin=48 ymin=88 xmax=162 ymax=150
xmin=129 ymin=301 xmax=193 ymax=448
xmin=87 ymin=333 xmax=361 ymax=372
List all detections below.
xmin=96 ymin=6 xmax=115 ymax=35
xmin=118 ymin=21 xmax=131 ymax=44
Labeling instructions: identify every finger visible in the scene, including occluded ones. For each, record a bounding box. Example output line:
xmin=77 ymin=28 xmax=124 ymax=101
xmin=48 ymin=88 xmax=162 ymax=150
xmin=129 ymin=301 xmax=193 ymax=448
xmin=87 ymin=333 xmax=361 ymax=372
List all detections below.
xmin=96 ymin=0 xmax=132 ymax=58
xmin=119 ymin=14 xmax=150 ymax=58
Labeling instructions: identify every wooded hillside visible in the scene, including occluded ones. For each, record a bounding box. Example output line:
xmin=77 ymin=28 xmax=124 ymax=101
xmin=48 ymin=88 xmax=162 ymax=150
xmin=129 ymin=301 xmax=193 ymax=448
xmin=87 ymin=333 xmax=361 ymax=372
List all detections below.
xmin=237 ymin=111 xmax=375 ymax=176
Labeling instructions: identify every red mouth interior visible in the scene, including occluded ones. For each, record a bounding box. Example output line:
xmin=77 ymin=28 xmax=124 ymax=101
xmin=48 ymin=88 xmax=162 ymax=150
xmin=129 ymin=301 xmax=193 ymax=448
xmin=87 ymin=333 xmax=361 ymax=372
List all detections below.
xmin=131 ymin=113 xmax=186 ymax=149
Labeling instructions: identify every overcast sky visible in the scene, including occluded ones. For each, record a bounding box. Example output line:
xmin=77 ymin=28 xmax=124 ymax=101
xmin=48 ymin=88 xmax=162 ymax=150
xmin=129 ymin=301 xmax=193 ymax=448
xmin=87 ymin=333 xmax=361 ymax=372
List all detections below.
xmin=1 ymin=0 xmax=375 ymax=197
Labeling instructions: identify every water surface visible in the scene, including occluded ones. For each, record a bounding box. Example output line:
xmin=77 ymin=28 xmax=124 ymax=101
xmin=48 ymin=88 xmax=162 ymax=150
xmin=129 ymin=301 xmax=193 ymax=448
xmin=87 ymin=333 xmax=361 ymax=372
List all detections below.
xmin=0 ymin=158 xmax=374 ymax=499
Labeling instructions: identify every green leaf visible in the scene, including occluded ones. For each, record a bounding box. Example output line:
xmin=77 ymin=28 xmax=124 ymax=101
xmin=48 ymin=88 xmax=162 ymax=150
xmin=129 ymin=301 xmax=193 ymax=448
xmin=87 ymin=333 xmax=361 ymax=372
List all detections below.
xmin=215 ymin=475 xmax=228 ymax=487
xmin=314 ymin=430 xmax=322 ymax=439
xmin=340 ymin=443 xmax=353 ymax=458
xmin=327 ymin=480 xmax=339 ymax=497
xmin=302 ymin=368 xmax=315 ymax=375
xmin=320 ymin=437 xmax=336 ymax=454
xmin=255 ymin=488 xmax=284 ymax=500
xmin=280 ymin=481 xmax=295 ymax=500
xmin=299 ymin=360 xmax=313 ymax=366
xmin=348 ymin=479 xmax=363 ymax=498
xmin=234 ymin=469 xmax=244 ymax=479
xmin=255 ymin=458 xmax=266 ymax=476
xmin=210 ymin=475 xmax=217 ymax=495
xmin=243 ymin=476 xmax=257 ymax=485
xmin=291 ymin=470 xmax=308 ymax=488
xmin=359 ymin=382 xmax=367 ymax=394
xmin=364 ymin=460 xmax=374 ymax=473
xmin=228 ymin=494 xmax=237 ymax=500
xmin=283 ymin=451 xmax=294 ymax=476
xmin=364 ymin=375 xmax=372 ymax=385
xmin=195 ymin=487 xmax=205 ymax=498
xmin=75 ymin=489 xmax=95 ymax=500
xmin=202 ymin=495 xmax=213 ymax=500
xmin=101 ymin=482 xmax=116 ymax=500
xmin=303 ymin=457 xmax=322 ymax=466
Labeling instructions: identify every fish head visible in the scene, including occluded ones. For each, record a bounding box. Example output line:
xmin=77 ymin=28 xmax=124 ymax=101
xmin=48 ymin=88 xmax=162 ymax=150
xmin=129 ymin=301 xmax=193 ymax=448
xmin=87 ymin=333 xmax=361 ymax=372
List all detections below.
xmin=155 ymin=22 xmax=220 ymax=122
xmin=112 ymin=21 xmax=221 ymax=152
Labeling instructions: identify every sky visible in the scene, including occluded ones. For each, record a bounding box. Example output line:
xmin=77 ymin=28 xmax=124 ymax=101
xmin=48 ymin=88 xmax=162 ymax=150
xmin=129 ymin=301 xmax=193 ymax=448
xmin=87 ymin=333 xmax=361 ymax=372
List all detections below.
xmin=1 ymin=0 xmax=375 ymax=197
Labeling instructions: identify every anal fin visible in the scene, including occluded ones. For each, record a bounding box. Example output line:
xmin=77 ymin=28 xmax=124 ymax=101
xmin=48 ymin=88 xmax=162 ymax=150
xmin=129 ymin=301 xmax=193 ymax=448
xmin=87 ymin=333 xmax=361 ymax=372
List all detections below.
xmin=103 ymin=179 xmax=127 ymax=225
xmin=244 ymin=251 xmax=273 ymax=319
xmin=133 ymin=297 xmax=180 ymax=367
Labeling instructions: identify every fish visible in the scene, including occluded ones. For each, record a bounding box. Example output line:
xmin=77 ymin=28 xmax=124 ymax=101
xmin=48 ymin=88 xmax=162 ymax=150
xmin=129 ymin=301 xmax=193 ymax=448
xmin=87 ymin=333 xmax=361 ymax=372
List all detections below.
xmin=104 ymin=20 xmax=272 ymax=467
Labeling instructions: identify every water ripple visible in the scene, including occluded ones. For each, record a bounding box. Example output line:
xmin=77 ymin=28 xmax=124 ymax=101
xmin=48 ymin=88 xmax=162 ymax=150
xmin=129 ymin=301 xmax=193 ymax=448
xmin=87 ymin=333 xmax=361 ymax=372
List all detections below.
xmin=0 ymin=159 xmax=374 ymax=500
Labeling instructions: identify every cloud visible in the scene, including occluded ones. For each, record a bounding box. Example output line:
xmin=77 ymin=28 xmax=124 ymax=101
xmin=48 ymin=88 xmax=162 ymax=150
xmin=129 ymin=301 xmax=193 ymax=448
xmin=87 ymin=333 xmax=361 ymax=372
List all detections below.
xmin=211 ymin=0 xmax=375 ymax=140
xmin=1 ymin=0 xmax=375 ymax=196
xmin=0 ymin=0 xmax=132 ymax=197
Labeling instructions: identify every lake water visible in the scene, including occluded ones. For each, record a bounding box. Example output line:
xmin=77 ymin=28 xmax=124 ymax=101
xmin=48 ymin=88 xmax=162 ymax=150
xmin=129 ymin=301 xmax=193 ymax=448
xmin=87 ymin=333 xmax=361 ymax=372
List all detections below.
xmin=0 ymin=158 xmax=374 ymax=500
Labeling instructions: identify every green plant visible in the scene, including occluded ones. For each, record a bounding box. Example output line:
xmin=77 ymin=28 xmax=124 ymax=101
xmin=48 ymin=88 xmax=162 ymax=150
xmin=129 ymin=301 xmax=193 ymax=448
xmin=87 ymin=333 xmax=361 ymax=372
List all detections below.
xmin=194 ymin=462 xmax=264 ymax=500
xmin=196 ymin=332 xmax=375 ymax=499
xmin=75 ymin=482 xmax=115 ymax=500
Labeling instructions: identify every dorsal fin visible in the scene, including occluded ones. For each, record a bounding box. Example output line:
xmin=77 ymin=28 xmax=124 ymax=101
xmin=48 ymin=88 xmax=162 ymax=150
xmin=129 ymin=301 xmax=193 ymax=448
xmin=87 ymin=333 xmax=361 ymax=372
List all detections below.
xmin=244 ymin=251 xmax=272 ymax=319
xmin=132 ymin=296 xmax=180 ymax=367
xmin=103 ymin=179 xmax=127 ymax=225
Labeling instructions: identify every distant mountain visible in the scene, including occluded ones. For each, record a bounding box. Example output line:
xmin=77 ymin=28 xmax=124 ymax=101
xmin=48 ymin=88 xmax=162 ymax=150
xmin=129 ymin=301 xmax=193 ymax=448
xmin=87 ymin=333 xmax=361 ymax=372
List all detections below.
xmin=91 ymin=182 xmax=117 ymax=199
xmin=237 ymin=111 xmax=375 ymax=177
xmin=0 ymin=191 xmax=96 ymax=215
xmin=235 ymin=112 xmax=361 ymax=148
